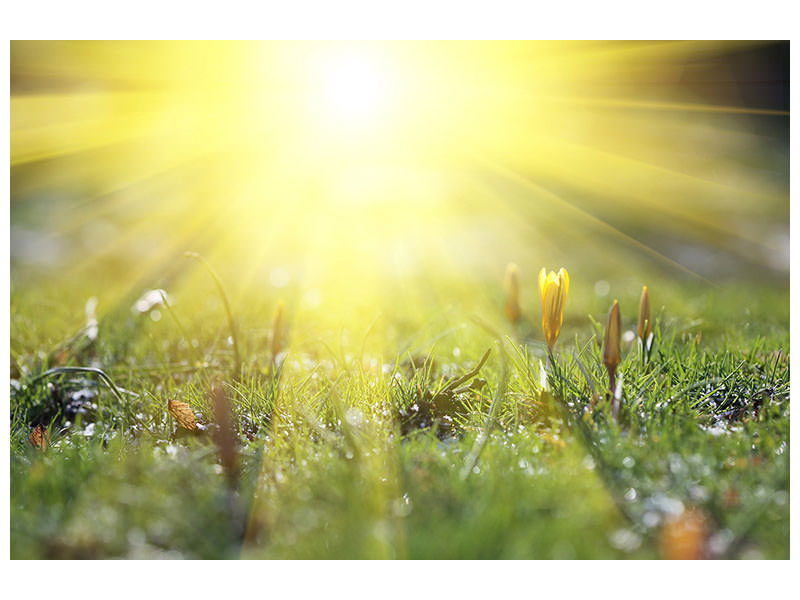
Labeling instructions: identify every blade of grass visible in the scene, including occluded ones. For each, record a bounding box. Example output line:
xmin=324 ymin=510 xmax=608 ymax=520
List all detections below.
xmin=185 ymin=251 xmax=241 ymax=377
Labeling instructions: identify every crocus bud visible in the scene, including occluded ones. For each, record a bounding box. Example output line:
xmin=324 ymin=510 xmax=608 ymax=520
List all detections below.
xmin=539 ymin=267 xmax=569 ymax=351
xmin=504 ymin=263 xmax=521 ymax=324
xmin=603 ymin=299 xmax=621 ymax=386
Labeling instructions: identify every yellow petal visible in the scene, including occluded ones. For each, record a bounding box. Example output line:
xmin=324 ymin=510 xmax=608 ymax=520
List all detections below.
xmin=538 ymin=267 xmax=547 ymax=301
xmin=539 ymin=266 xmax=570 ymax=351
xmin=559 ymin=268 xmax=569 ymax=297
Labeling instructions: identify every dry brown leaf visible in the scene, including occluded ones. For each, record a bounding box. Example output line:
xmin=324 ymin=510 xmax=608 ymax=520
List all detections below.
xmin=29 ymin=424 xmax=50 ymax=451
xmin=660 ymin=508 xmax=708 ymax=559
xmin=168 ymin=398 xmax=199 ymax=430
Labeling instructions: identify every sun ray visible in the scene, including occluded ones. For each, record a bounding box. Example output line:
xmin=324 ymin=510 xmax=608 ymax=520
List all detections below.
xmin=468 ymin=148 xmax=714 ymax=284
xmin=11 ymin=40 xmax=788 ymax=340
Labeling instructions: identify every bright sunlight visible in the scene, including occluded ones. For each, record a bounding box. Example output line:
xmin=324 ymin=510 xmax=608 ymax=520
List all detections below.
xmin=10 ymin=41 xmax=789 ymax=561
xmin=317 ymin=51 xmax=390 ymax=126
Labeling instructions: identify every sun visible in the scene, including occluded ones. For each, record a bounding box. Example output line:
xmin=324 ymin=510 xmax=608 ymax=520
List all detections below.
xmin=317 ymin=51 xmax=390 ymax=127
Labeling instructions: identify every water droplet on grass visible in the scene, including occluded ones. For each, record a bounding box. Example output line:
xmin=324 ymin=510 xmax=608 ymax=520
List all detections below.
xmin=393 ymin=493 xmax=413 ymax=517
xmin=670 ymin=461 xmax=690 ymax=482
xmin=708 ymin=529 xmax=734 ymax=556
xmin=689 ymin=485 xmax=709 ymax=502
xmin=646 ymin=493 xmax=684 ymax=517
xmin=643 ymin=511 xmax=660 ymax=528
xmin=133 ymin=289 xmax=168 ymax=313
xmin=610 ymin=528 xmax=641 ymax=552
xmin=345 ymin=407 xmax=364 ymax=427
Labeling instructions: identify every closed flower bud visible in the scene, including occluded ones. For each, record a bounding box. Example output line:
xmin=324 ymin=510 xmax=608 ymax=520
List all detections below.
xmin=603 ymin=299 xmax=621 ymax=374
xmin=539 ymin=267 xmax=569 ymax=351
xmin=504 ymin=263 xmax=521 ymax=324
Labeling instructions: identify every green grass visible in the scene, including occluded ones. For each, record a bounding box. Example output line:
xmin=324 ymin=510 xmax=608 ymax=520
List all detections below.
xmin=9 ymin=261 xmax=789 ymax=559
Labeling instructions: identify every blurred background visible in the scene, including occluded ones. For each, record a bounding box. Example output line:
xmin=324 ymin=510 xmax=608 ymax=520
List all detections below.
xmin=10 ymin=41 xmax=790 ymax=350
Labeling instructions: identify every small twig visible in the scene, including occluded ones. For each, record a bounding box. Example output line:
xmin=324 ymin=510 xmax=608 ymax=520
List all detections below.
xmin=27 ymin=366 xmax=136 ymax=404
xmin=432 ymin=347 xmax=491 ymax=403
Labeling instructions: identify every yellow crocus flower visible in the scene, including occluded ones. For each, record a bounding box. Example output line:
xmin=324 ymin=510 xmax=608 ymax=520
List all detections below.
xmin=538 ymin=267 xmax=569 ymax=351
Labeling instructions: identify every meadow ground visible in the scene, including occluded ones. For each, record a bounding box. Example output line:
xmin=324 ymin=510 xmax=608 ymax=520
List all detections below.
xmin=9 ymin=40 xmax=789 ymax=560
xmin=9 ymin=256 xmax=789 ymax=559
